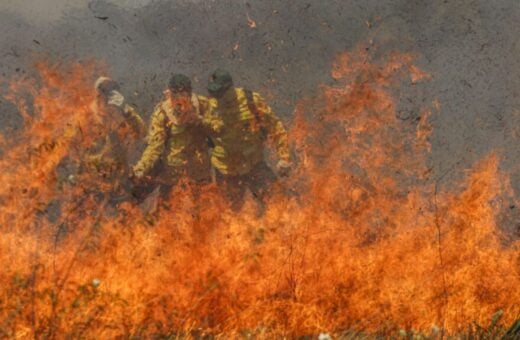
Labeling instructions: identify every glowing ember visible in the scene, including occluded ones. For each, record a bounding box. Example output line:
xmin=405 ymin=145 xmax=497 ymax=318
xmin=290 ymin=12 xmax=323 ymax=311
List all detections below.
xmin=0 ymin=46 xmax=518 ymax=338
xmin=247 ymin=17 xmax=257 ymax=29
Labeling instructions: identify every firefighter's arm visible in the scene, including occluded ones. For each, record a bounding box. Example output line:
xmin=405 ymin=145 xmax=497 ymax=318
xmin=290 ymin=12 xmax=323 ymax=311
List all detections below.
xmin=201 ymin=97 xmax=222 ymax=133
xmin=253 ymin=93 xmax=290 ymax=163
xmin=196 ymin=95 xmax=210 ymax=119
xmin=124 ymin=104 xmax=146 ymax=138
xmin=132 ymin=108 xmax=167 ymax=178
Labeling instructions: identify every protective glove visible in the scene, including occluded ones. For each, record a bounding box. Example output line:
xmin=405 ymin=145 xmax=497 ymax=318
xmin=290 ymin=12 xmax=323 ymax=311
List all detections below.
xmin=130 ymin=167 xmax=145 ymax=181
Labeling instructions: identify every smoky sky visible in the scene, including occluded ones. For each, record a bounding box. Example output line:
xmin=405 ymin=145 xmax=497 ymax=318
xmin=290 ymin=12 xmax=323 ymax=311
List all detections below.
xmin=1 ymin=0 xmax=519 ymax=191
xmin=0 ymin=0 xmax=154 ymax=22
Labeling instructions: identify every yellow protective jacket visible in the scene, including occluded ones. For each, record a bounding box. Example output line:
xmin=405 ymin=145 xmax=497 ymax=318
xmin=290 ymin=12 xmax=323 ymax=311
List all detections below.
xmin=133 ymin=93 xmax=212 ymax=181
xmin=84 ymin=102 xmax=145 ymax=182
xmin=203 ymin=87 xmax=289 ymax=176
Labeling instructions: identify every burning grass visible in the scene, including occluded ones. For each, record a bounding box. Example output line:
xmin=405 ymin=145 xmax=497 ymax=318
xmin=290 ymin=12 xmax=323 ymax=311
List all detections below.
xmin=0 ymin=46 xmax=518 ymax=338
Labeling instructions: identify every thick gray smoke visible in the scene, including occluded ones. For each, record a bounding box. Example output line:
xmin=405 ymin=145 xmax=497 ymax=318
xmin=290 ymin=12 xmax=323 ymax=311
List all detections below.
xmin=1 ymin=0 xmax=519 ymax=199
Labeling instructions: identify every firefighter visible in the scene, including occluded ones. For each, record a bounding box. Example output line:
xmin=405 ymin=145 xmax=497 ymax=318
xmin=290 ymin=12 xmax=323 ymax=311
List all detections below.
xmin=132 ymin=74 xmax=213 ymax=198
xmin=204 ymin=68 xmax=291 ymax=213
xmin=81 ymin=76 xmax=145 ymax=205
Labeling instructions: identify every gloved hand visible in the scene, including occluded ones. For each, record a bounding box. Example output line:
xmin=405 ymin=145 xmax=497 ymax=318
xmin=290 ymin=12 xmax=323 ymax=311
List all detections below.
xmin=276 ymin=159 xmax=291 ymax=177
xmin=130 ymin=167 xmax=145 ymax=181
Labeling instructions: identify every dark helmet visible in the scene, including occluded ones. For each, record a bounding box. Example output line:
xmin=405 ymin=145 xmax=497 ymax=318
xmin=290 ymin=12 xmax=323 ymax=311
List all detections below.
xmin=207 ymin=68 xmax=233 ymax=98
xmin=168 ymin=74 xmax=192 ymax=93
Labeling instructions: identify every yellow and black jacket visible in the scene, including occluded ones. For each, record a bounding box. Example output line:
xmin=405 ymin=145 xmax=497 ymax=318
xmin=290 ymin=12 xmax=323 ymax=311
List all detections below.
xmin=133 ymin=93 xmax=212 ymax=181
xmin=203 ymin=87 xmax=289 ymax=176
xmin=85 ymin=101 xmax=145 ymax=183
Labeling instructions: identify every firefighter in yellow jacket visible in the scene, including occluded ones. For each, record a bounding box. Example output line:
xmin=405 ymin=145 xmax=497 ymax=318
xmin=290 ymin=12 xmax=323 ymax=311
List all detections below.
xmin=81 ymin=77 xmax=145 ymax=204
xmin=204 ymin=68 xmax=291 ymax=212
xmin=132 ymin=74 xmax=212 ymax=195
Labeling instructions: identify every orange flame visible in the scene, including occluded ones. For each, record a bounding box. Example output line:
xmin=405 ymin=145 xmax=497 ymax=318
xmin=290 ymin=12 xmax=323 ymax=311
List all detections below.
xmin=0 ymin=48 xmax=518 ymax=338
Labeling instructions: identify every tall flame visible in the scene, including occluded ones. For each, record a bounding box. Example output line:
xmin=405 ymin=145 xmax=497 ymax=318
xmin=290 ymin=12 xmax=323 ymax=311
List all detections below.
xmin=0 ymin=47 xmax=518 ymax=338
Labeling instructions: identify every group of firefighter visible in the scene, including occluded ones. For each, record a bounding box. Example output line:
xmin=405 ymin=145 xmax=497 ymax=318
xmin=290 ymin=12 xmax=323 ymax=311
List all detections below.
xmin=85 ymin=69 xmax=291 ymax=214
